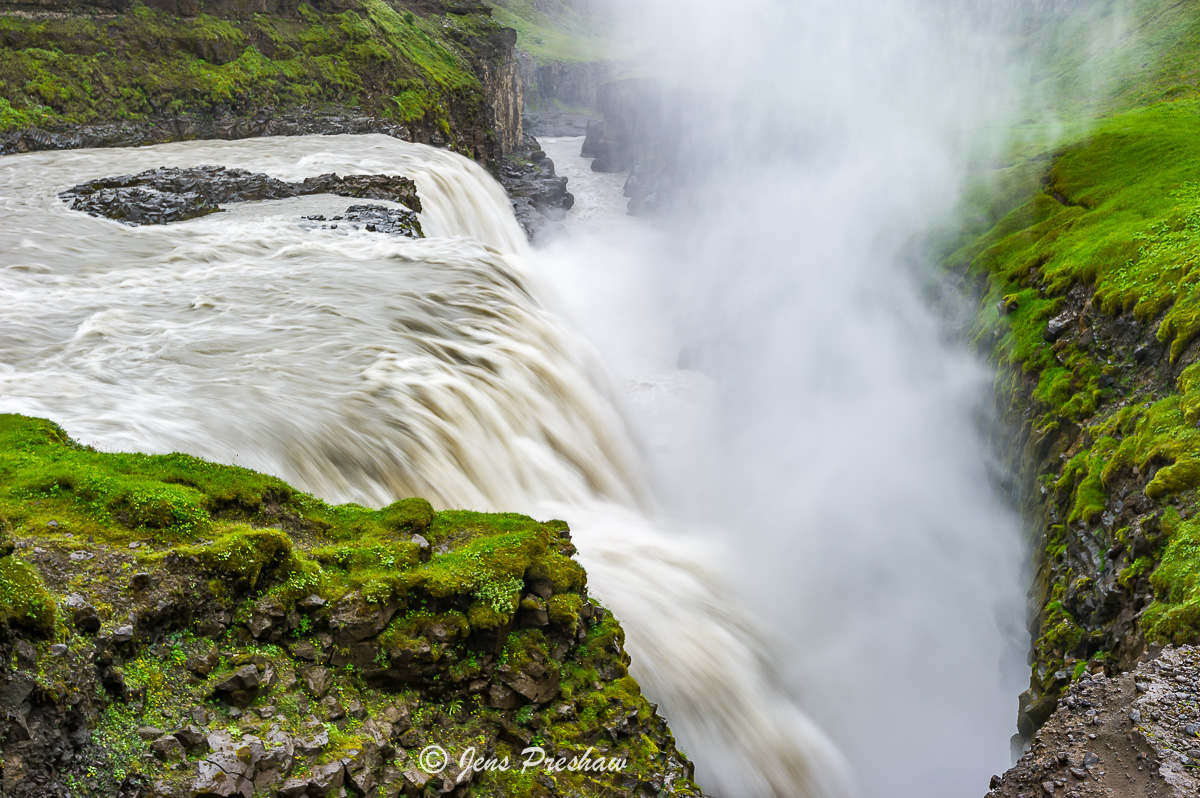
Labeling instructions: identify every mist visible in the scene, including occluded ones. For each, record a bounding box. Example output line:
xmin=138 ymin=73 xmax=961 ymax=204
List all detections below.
xmin=532 ymin=2 xmax=1117 ymax=795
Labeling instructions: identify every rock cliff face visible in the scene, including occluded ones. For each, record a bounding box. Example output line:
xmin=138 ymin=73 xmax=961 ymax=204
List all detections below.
xmin=0 ymin=414 xmax=703 ymax=798
xmin=948 ymin=18 xmax=1200 ymax=767
xmin=0 ymin=0 xmax=524 ymax=165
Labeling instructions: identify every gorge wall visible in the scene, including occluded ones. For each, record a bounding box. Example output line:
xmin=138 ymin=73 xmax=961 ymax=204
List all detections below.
xmin=0 ymin=0 xmax=524 ymax=163
xmin=954 ymin=1 xmax=1200 ymax=755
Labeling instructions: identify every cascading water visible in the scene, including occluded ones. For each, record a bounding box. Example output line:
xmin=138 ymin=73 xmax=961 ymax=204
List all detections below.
xmin=0 ymin=134 xmax=851 ymax=797
xmin=1 ymin=3 xmax=1136 ymax=795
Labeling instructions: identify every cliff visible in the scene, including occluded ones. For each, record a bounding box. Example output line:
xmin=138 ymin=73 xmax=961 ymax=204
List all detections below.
xmin=483 ymin=0 xmax=618 ymax=136
xmin=0 ymin=0 xmax=524 ymax=163
xmin=0 ymin=414 xmax=702 ymax=797
xmin=946 ymin=0 xmax=1200 ymax=768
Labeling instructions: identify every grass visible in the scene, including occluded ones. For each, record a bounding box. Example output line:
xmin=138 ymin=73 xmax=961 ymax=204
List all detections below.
xmin=0 ymin=2 xmax=498 ymax=138
xmin=941 ymin=0 xmax=1200 ymax=697
xmin=487 ymin=0 xmax=626 ymax=64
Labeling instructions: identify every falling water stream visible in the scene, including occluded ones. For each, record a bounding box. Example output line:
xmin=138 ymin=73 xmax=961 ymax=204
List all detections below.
xmin=0 ymin=134 xmax=854 ymax=798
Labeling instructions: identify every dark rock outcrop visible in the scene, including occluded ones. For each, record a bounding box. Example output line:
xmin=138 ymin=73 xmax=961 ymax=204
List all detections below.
xmin=60 ymin=166 xmax=423 ymax=235
xmin=499 ymin=140 xmax=574 ymax=238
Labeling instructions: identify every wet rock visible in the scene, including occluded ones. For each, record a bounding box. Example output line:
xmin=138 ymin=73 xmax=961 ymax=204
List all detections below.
xmin=295 ymin=727 xmax=329 ymax=757
xmin=66 ymin=594 xmax=101 ymax=634
xmin=210 ymin=664 xmax=263 ymax=706
xmin=192 ymin=753 xmax=250 ymax=798
xmin=288 ymin=639 xmax=326 ymax=664
xmin=1044 ymin=309 xmax=1078 ymax=342
xmin=297 ymin=595 xmax=326 ymax=610
xmin=519 ymin=596 xmax=550 ymax=627
xmin=187 ymin=647 xmax=221 ymax=677
xmin=304 ymin=761 xmax=346 ymax=797
xmin=497 ymin=152 xmax=573 ymax=238
xmin=320 ymin=695 xmax=345 ymax=722
xmin=303 ymin=204 xmax=422 ymax=238
xmin=499 ymin=656 xmax=560 ymax=704
xmin=61 ymin=167 xmax=422 ymax=228
xmin=329 ymin=593 xmax=398 ymax=643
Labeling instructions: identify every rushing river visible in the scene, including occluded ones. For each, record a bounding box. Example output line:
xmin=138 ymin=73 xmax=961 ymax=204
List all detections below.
xmin=0 ymin=134 xmax=853 ymax=797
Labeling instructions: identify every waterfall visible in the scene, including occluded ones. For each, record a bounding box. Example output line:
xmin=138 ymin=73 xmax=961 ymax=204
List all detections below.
xmin=0 ymin=134 xmax=852 ymax=797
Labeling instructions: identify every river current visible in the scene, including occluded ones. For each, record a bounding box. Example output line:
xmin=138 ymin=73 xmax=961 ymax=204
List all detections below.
xmin=0 ymin=134 xmax=851 ymax=798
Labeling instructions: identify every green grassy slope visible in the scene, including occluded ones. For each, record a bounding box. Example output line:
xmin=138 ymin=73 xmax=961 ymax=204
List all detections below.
xmin=485 ymin=0 xmax=622 ymax=63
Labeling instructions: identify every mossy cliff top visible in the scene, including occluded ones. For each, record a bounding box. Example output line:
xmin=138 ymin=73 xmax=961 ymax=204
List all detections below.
xmin=0 ymin=0 xmax=523 ymax=161
xmin=0 ymin=414 xmax=701 ymax=797
xmin=949 ymin=2 xmax=1200 ymax=736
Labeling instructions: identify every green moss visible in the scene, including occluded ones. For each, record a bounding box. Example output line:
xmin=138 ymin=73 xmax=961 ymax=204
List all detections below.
xmin=487 ymin=0 xmax=625 ymax=64
xmin=547 ymin=593 xmax=583 ymax=633
xmin=187 ymin=527 xmax=295 ymax=591
xmin=0 ymin=3 xmax=498 ymax=140
xmin=379 ymin=497 xmax=433 ymax=535
xmin=0 ymin=414 xmax=698 ymax=795
xmin=1038 ymin=600 xmax=1085 ymax=657
xmin=526 ymin=552 xmax=585 ymax=594
xmin=0 ymin=556 xmax=55 ymax=635
xmin=1142 ymin=513 xmax=1200 ymax=643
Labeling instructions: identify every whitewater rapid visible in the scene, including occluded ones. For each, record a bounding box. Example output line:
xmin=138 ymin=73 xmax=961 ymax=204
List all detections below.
xmin=0 ymin=134 xmax=850 ymax=798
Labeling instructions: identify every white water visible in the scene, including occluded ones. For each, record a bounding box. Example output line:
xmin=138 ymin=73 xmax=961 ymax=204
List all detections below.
xmin=0 ymin=134 xmax=851 ymax=797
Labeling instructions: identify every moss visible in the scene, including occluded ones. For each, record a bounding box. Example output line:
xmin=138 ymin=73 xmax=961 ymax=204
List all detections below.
xmin=0 ymin=556 xmax=56 ymax=636
xmin=184 ymin=527 xmax=295 ymax=590
xmin=378 ymin=497 xmax=433 ymax=535
xmin=487 ymin=0 xmax=626 ymax=64
xmin=0 ymin=2 xmax=500 ymax=146
xmin=0 ymin=415 xmax=700 ymax=795
xmin=1142 ymin=513 xmax=1200 ymax=643
xmin=1037 ymin=600 xmax=1085 ymax=657
xmin=526 ymin=552 xmax=585 ymax=594
xmin=547 ymin=593 xmax=583 ymax=632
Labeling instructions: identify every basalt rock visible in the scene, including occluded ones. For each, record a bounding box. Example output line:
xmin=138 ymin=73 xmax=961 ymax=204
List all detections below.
xmin=302 ymin=204 xmax=424 ymax=238
xmin=498 ymin=143 xmax=574 ymax=238
xmin=0 ymin=416 xmax=701 ymax=798
xmin=61 ymin=166 xmax=422 ymax=228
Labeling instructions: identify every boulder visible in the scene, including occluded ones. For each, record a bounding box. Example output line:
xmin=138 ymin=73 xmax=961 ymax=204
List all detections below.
xmin=300 ymin=665 xmax=334 ymax=699
xmin=150 ymin=735 xmax=184 ymax=762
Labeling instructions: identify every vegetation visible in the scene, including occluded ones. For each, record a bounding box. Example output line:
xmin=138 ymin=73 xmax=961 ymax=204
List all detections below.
xmin=0 ymin=1 xmax=501 ymax=142
xmin=947 ymin=0 xmax=1200 ymax=715
xmin=487 ymin=0 xmax=626 ymax=64
xmin=0 ymin=413 xmax=699 ymax=795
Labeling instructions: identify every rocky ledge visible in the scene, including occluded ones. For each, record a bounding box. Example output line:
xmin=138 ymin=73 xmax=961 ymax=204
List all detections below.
xmin=497 ymin=138 xmax=574 ymax=240
xmin=61 ymin=166 xmax=423 ymax=235
xmin=0 ymin=415 xmax=702 ymax=798
xmin=988 ymin=645 xmax=1200 ymax=798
